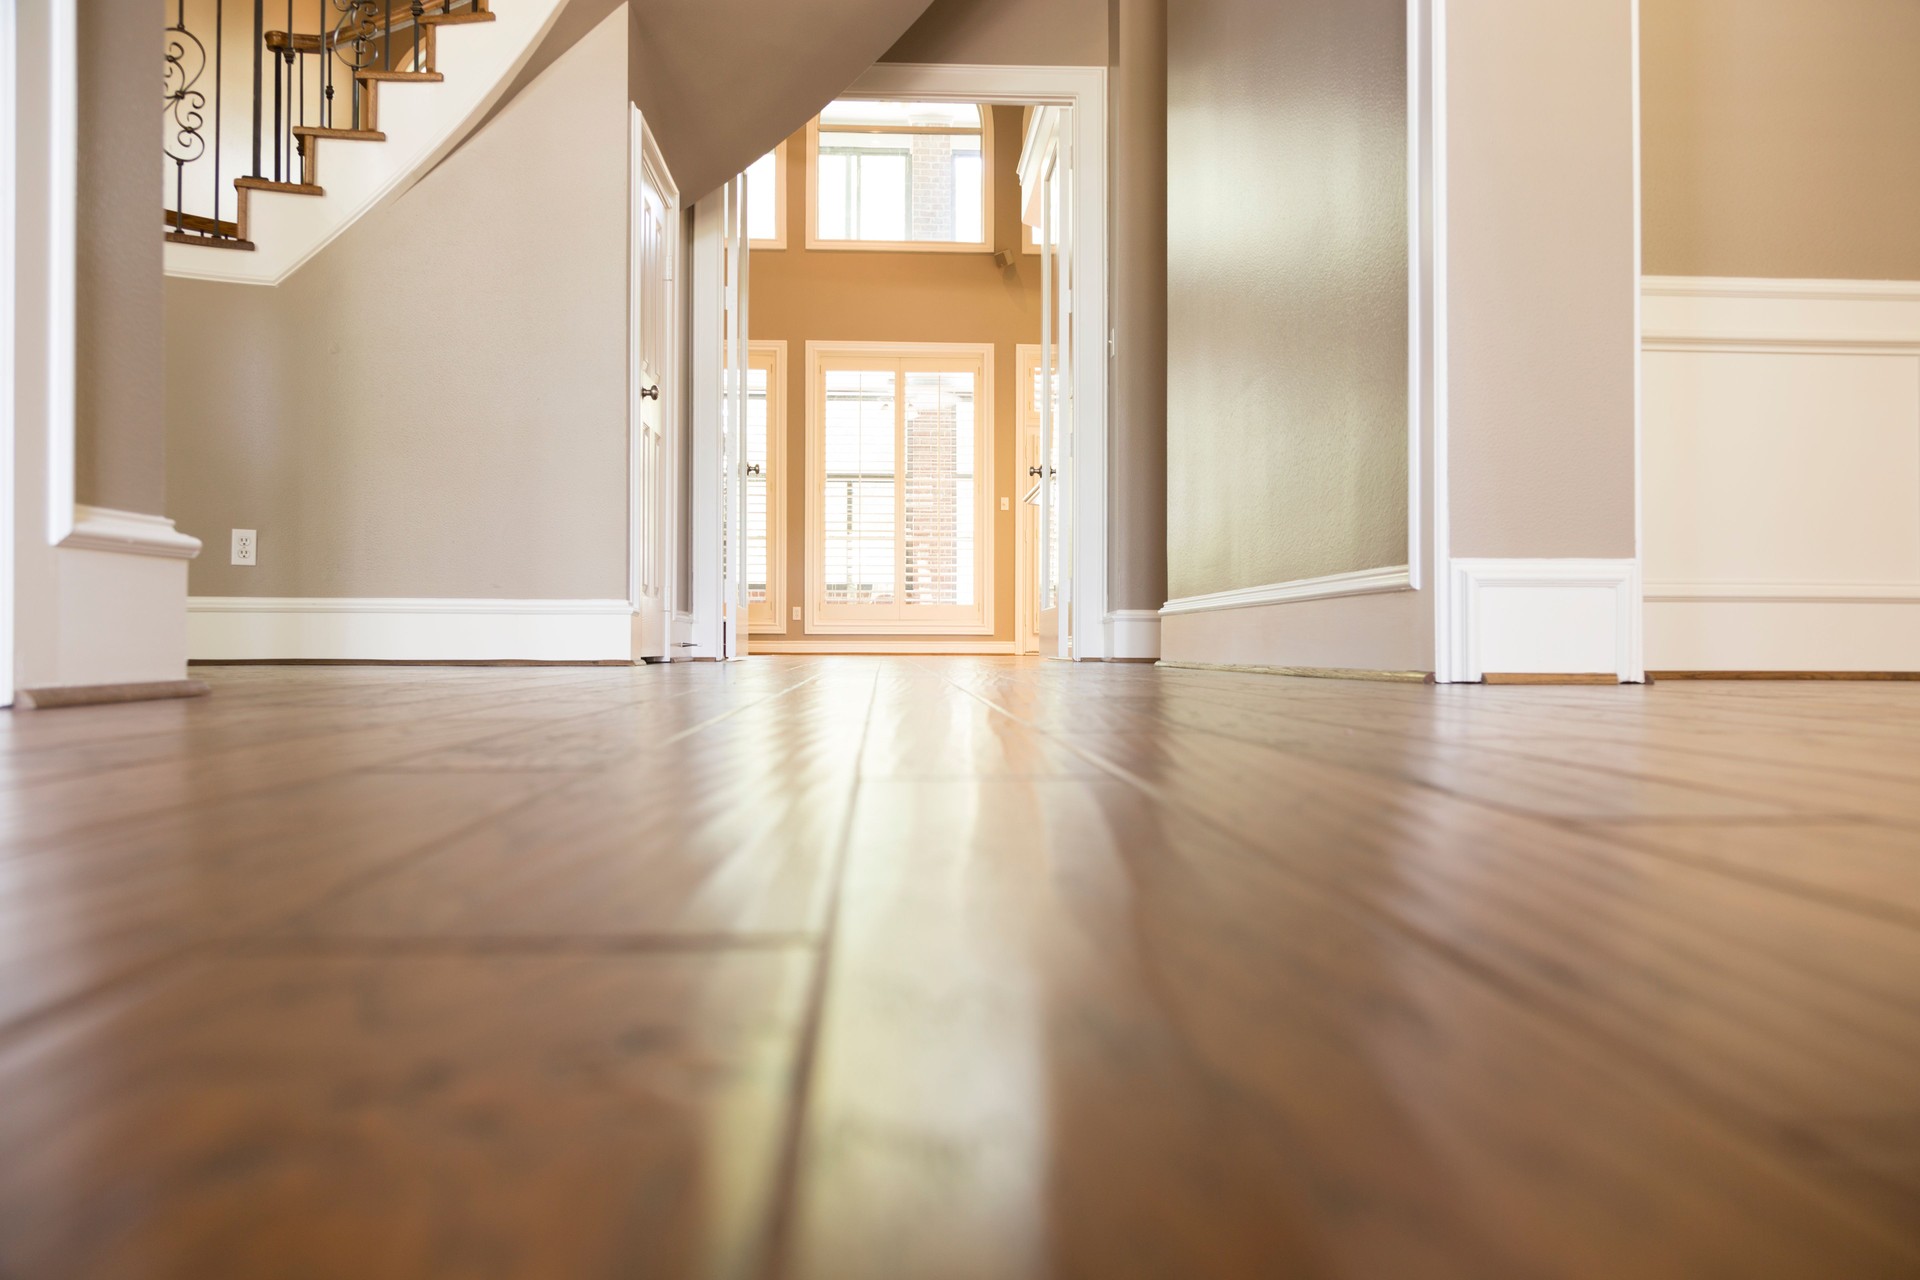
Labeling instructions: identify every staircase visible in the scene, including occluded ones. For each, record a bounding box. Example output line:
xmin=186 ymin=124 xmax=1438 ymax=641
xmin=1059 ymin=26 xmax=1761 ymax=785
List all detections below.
xmin=165 ymin=0 xmax=565 ymax=282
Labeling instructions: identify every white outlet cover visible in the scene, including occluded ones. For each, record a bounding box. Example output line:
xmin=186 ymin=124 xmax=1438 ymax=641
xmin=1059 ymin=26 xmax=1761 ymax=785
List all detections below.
xmin=791 ymin=607 xmax=802 ymax=621
xmin=232 ymin=529 xmax=257 ymax=566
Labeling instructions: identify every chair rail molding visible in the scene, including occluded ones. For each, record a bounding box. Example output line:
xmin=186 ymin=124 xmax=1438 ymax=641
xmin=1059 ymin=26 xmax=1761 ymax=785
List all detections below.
xmin=64 ymin=507 xmax=203 ymax=559
xmin=187 ymin=597 xmax=633 ymax=662
xmin=1448 ymin=559 xmax=1644 ymax=684
xmin=1641 ymin=275 xmax=1920 ymax=671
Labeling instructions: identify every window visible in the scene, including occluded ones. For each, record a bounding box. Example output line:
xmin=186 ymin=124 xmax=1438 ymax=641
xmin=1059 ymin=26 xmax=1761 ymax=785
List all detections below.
xmin=746 ymin=143 xmax=787 ymax=249
xmin=746 ymin=342 xmax=787 ymax=632
xmin=807 ymin=101 xmax=992 ymax=252
xmin=807 ymin=343 xmax=995 ymax=633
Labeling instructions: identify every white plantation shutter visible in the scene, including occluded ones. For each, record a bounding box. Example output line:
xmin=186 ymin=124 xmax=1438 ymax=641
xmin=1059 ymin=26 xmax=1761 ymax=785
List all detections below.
xmin=746 ymin=364 xmax=770 ymax=604
xmin=823 ymin=369 xmax=898 ymax=606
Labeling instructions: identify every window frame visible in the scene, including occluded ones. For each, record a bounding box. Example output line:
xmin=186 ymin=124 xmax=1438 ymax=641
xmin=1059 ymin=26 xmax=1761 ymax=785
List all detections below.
xmin=804 ymin=108 xmax=995 ymax=254
xmin=745 ymin=340 xmax=788 ymax=633
xmin=804 ymin=341 xmax=997 ymax=635
xmin=746 ymin=141 xmax=788 ymax=251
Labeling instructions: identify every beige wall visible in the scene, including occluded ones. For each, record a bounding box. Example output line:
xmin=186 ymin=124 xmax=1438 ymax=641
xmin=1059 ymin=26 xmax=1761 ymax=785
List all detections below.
xmin=1166 ymin=0 xmax=1410 ymax=601
xmin=1643 ymin=0 xmax=1920 ymax=281
xmin=882 ymin=0 xmax=1109 ymax=66
xmin=167 ymin=6 xmax=630 ymax=600
xmin=1447 ymin=0 xmax=1637 ymax=560
xmin=749 ymin=107 xmax=1042 ymax=645
xmin=77 ymin=0 xmax=166 ymax=515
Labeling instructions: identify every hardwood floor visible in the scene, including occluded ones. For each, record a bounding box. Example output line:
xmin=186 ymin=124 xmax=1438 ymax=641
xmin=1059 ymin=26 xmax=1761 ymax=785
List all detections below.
xmin=1 ymin=658 xmax=1918 ymax=1278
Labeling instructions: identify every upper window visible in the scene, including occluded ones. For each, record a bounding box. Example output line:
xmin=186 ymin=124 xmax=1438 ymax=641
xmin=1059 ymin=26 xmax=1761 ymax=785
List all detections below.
xmin=807 ymin=101 xmax=992 ymax=253
xmin=746 ymin=143 xmax=787 ymax=249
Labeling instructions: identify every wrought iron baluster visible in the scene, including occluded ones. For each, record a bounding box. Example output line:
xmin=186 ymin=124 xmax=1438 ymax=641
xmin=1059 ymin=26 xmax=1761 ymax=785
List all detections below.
xmin=213 ymin=0 xmax=223 ymax=233
xmin=164 ymin=0 xmax=208 ymax=238
xmin=252 ymin=0 xmax=263 ymax=178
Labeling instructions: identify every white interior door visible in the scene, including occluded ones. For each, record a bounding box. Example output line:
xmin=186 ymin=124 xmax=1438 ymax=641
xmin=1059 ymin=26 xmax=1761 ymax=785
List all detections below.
xmin=722 ymin=174 xmax=749 ymax=658
xmin=1022 ymin=109 xmax=1074 ymax=659
xmin=631 ymin=110 xmax=676 ymax=660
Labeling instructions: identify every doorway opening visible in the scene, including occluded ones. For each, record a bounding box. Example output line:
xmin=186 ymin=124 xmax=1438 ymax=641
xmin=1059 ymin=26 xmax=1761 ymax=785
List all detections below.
xmin=678 ymin=65 xmax=1108 ymax=662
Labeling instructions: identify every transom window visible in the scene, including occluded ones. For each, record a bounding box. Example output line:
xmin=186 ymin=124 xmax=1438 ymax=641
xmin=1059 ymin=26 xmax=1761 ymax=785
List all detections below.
xmin=806 ymin=344 xmax=995 ymax=634
xmin=807 ymin=101 xmax=992 ymax=252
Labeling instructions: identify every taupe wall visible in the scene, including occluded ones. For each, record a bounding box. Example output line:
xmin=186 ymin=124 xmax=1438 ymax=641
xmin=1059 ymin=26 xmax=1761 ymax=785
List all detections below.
xmin=167 ymin=6 xmax=630 ymax=599
xmin=1166 ymin=0 xmax=1409 ymax=601
xmin=1108 ymin=0 xmax=1168 ymax=615
xmin=749 ymin=108 xmax=1041 ymax=645
xmin=77 ymin=0 xmax=166 ymax=515
xmin=882 ymin=0 xmax=1109 ymax=66
xmin=1448 ymin=0 xmax=1638 ymax=560
xmin=1643 ymin=0 xmax=1920 ymax=281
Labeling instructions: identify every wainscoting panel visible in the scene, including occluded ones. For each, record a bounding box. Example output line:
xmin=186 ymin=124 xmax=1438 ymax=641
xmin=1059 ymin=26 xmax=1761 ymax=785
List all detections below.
xmin=1643 ymin=278 xmax=1920 ymax=671
xmin=188 ymin=598 xmax=633 ymax=663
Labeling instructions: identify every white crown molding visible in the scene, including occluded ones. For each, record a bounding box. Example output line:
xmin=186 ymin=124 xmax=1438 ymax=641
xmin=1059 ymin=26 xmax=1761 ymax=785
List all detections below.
xmin=1448 ymin=558 xmax=1642 ymax=684
xmin=61 ymin=506 xmax=203 ymax=560
xmin=1160 ymin=566 xmax=1412 ymax=618
xmin=187 ymin=597 xmax=632 ymax=662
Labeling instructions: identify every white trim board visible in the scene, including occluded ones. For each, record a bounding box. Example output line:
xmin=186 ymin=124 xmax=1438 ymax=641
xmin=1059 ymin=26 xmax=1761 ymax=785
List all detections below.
xmin=188 ymin=597 xmax=632 ymax=662
xmin=1106 ymin=610 xmax=1162 ymax=662
xmin=1161 ymin=566 xmax=1412 ymax=618
xmin=63 ymin=506 xmax=202 ymax=560
xmin=1 ymin=0 xmax=16 ymax=707
xmin=1448 ymin=559 xmax=1643 ymax=683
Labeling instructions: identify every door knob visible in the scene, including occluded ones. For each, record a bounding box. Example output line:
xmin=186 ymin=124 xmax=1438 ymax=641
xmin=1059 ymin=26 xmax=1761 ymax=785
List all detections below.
xmin=640 ymin=385 xmax=661 ymax=400
xmin=746 ymin=463 xmax=763 ymax=476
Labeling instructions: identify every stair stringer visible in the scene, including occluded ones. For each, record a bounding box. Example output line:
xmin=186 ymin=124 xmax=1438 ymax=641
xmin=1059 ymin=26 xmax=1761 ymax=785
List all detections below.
xmin=163 ymin=0 xmax=568 ymax=286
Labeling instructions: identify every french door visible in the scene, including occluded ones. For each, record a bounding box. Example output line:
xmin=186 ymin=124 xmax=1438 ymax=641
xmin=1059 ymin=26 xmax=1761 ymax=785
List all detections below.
xmin=806 ymin=344 xmax=996 ymax=635
xmin=1022 ymin=108 xmax=1074 ymax=659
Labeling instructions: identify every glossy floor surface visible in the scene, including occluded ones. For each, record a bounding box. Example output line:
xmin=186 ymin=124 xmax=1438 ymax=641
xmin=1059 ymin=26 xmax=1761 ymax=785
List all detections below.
xmin=2 ymin=658 xmax=1919 ymax=1278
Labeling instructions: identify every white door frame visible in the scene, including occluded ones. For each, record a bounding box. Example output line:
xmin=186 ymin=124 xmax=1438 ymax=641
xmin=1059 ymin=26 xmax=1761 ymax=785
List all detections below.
xmin=629 ymin=106 xmax=680 ymax=659
xmin=687 ymin=175 xmax=749 ymax=660
xmin=836 ymin=62 xmax=1111 ymax=659
xmin=1 ymin=0 xmax=18 ymax=707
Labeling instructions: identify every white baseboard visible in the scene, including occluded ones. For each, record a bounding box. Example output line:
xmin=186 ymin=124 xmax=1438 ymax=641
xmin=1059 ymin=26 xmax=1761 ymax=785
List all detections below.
xmin=747 ymin=638 xmax=1017 ymax=655
xmin=188 ymin=597 xmax=633 ymax=662
xmin=1448 ymin=559 xmax=1643 ymax=683
xmin=1160 ymin=564 xmax=1412 ymax=617
xmin=1106 ymin=610 xmax=1162 ymax=661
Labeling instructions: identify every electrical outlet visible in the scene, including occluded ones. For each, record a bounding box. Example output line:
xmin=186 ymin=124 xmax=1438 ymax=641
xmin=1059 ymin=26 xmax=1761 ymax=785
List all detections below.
xmin=231 ymin=529 xmax=257 ymax=566
xmin=791 ymin=607 xmax=802 ymax=621
xmin=1000 ymin=496 xmax=1010 ymax=511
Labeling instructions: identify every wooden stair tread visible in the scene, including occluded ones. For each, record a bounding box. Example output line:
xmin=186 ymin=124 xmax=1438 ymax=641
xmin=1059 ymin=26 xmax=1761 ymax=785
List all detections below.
xmin=235 ymin=177 xmax=324 ymax=196
xmin=420 ymin=11 xmax=496 ymax=24
xmin=356 ymin=69 xmax=445 ymax=82
xmin=166 ymin=230 xmax=256 ymax=252
xmin=291 ymin=127 xmax=387 ymax=141
xmin=164 ymin=209 xmax=241 ymax=238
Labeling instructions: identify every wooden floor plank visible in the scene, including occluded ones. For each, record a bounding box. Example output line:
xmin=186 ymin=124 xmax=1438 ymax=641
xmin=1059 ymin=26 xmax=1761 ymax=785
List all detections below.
xmin=2 ymin=659 xmax=1918 ymax=1276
